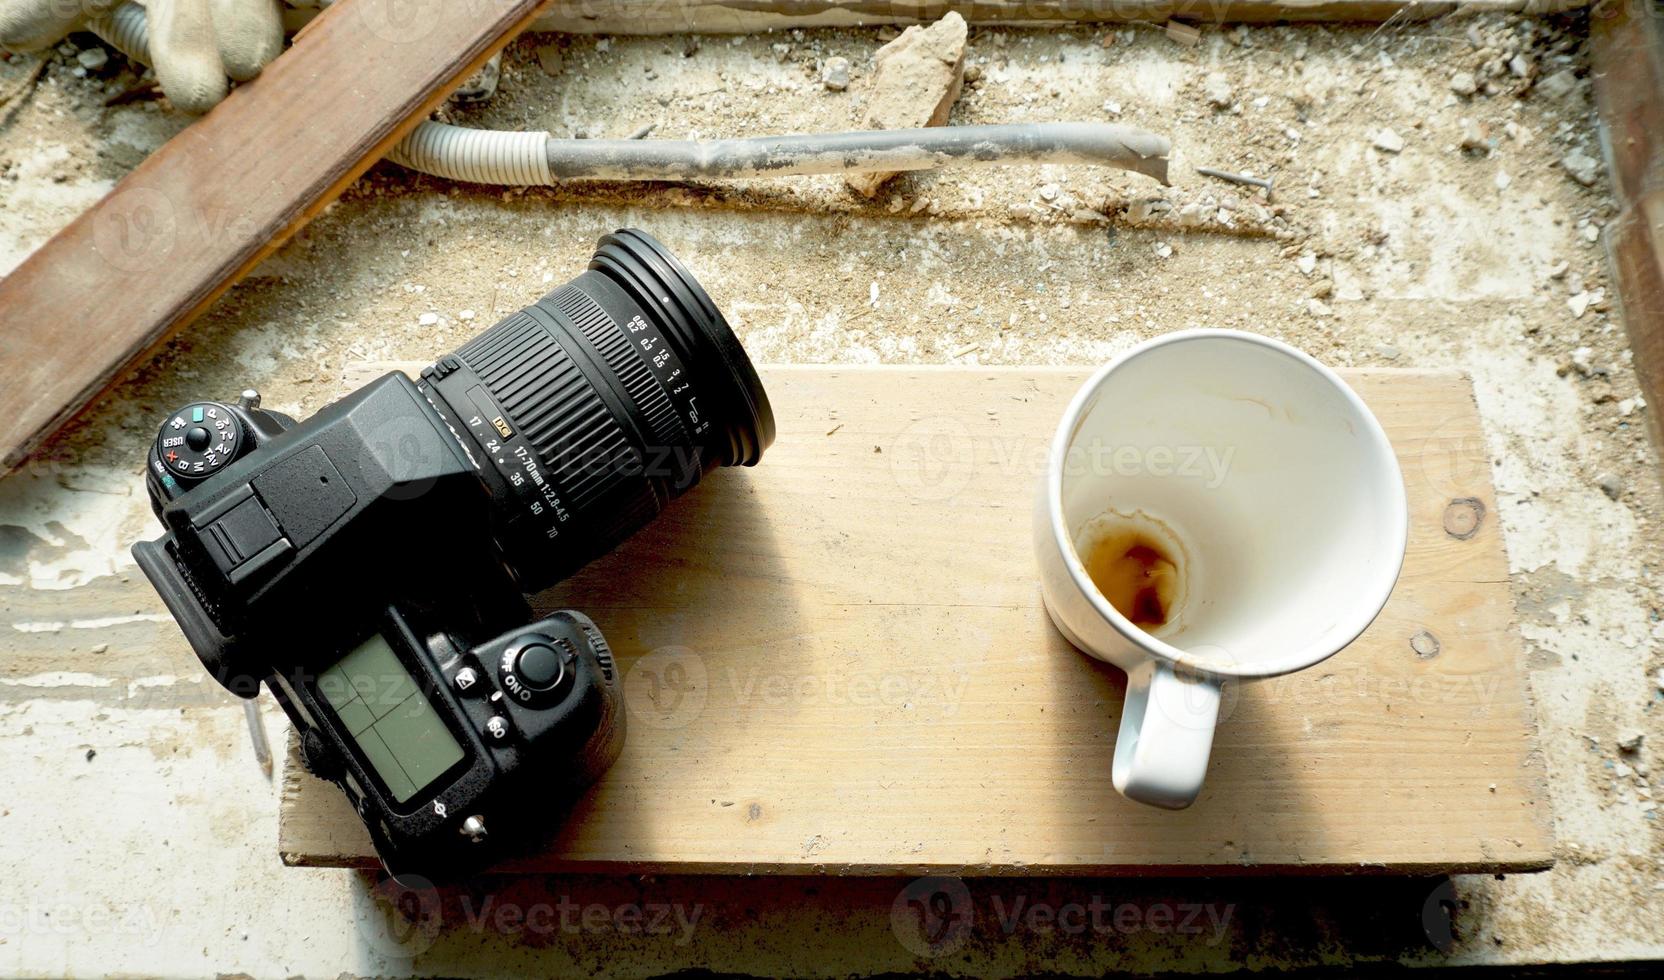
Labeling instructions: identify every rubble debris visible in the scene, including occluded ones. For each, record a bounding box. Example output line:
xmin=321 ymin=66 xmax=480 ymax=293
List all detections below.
xmin=1536 ymin=68 xmax=1578 ymax=102
xmin=1450 ymin=71 xmax=1478 ymax=97
xmin=451 ymin=52 xmax=501 ymax=104
xmin=822 ymin=56 xmax=850 ymax=92
xmin=1177 ymin=201 xmax=1212 ymax=227
xmin=1373 ymin=129 xmax=1405 ymax=154
xmin=1203 ymin=72 xmax=1233 ymax=110
xmin=1598 ymin=474 xmax=1625 ymax=501
xmin=1618 ymin=731 xmax=1644 ymax=753
xmin=1166 ymin=21 xmax=1201 ymax=47
xmin=535 ymin=43 xmax=564 ymax=76
xmin=1562 ymin=149 xmax=1599 ymax=187
xmin=75 ymin=48 xmax=108 ymax=72
xmin=845 ymin=12 xmax=968 ymax=198
xmin=1460 ymin=119 xmax=1489 ymax=154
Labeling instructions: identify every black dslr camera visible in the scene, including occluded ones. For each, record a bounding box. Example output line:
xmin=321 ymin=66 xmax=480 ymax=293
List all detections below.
xmin=133 ymin=230 xmax=774 ymax=876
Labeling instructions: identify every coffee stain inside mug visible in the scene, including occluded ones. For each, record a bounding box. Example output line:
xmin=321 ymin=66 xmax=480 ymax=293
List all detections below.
xmin=1075 ymin=511 xmax=1187 ymax=634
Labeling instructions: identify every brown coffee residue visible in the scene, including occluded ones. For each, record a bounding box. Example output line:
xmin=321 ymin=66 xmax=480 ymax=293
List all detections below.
xmin=1083 ymin=526 xmax=1181 ymax=629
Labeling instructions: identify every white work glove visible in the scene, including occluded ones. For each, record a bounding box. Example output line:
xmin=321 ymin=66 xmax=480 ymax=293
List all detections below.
xmin=0 ymin=0 xmax=285 ymax=113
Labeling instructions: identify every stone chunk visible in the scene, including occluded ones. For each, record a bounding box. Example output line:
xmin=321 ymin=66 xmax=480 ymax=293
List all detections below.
xmin=846 ymin=13 xmax=968 ymax=198
xmin=822 ymin=56 xmax=851 ymax=91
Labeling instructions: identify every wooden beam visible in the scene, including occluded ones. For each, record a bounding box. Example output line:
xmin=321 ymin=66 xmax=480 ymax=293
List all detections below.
xmin=0 ymin=0 xmax=551 ymax=473
xmin=280 ymin=364 xmax=1552 ymax=875
xmin=532 ymin=0 xmax=1586 ymax=35
xmin=1591 ymin=0 xmax=1664 ymax=435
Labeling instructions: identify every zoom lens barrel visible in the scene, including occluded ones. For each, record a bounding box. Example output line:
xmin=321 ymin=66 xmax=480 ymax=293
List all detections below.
xmin=417 ymin=230 xmax=774 ymax=591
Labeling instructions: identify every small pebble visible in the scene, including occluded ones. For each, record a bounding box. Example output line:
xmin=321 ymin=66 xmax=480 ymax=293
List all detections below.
xmin=1460 ymin=119 xmax=1489 ymax=154
xmin=1619 ymin=731 xmax=1645 ymax=753
xmin=1598 ymin=473 xmax=1624 ymax=501
xmin=458 ymin=309 xmax=475 ymax=321
xmin=1373 ymin=128 xmax=1405 ymax=154
xmin=1203 ymin=72 xmax=1233 ymax=109
xmin=418 ymin=312 xmax=439 ymax=326
xmin=1537 ymin=68 xmax=1578 ymax=101
xmin=76 ymin=47 xmax=108 ymax=71
xmin=1562 ymin=149 xmax=1600 ymax=187
xmin=821 ymin=56 xmax=850 ymax=91
xmin=1450 ymin=71 xmax=1478 ymax=97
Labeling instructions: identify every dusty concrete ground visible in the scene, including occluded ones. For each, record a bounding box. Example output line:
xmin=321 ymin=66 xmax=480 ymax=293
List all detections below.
xmin=2 ymin=11 xmax=1661 ymax=976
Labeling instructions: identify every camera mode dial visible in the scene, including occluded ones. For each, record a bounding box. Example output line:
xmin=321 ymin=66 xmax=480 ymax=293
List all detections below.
xmin=498 ymin=635 xmax=574 ymax=707
xmin=154 ymin=402 xmax=241 ymax=482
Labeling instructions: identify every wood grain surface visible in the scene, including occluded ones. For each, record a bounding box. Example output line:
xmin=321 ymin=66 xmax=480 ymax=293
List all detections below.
xmin=278 ymin=365 xmax=1552 ymax=874
xmin=0 ymin=0 xmax=550 ymax=473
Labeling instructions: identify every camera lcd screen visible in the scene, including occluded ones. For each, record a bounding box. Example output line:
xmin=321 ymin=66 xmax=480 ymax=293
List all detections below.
xmin=318 ymin=634 xmax=465 ymax=803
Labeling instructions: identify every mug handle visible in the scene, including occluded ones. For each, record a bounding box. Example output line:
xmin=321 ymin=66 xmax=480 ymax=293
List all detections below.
xmin=1112 ymin=661 xmax=1221 ymax=809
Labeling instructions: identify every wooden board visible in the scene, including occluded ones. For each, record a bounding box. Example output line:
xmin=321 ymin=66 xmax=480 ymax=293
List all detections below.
xmin=0 ymin=0 xmax=550 ymax=473
xmin=536 ymin=0 xmax=1586 ymax=34
xmin=279 ymin=365 xmax=1552 ymax=874
xmin=1592 ymin=0 xmax=1664 ymax=438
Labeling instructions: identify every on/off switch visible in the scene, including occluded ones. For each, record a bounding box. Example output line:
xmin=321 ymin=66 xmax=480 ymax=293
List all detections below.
xmin=497 ymin=636 xmax=572 ymax=707
xmin=514 ymin=644 xmax=563 ymax=688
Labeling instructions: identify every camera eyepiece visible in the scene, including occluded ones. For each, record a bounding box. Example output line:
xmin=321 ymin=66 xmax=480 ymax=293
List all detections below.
xmin=422 ymin=230 xmax=775 ymax=591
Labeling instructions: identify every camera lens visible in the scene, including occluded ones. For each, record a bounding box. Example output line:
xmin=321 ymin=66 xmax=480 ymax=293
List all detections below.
xmin=416 ymin=230 xmax=773 ymax=591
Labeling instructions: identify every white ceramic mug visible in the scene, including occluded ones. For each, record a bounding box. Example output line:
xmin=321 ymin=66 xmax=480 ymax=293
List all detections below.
xmin=1033 ymin=330 xmax=1407 ymax=809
